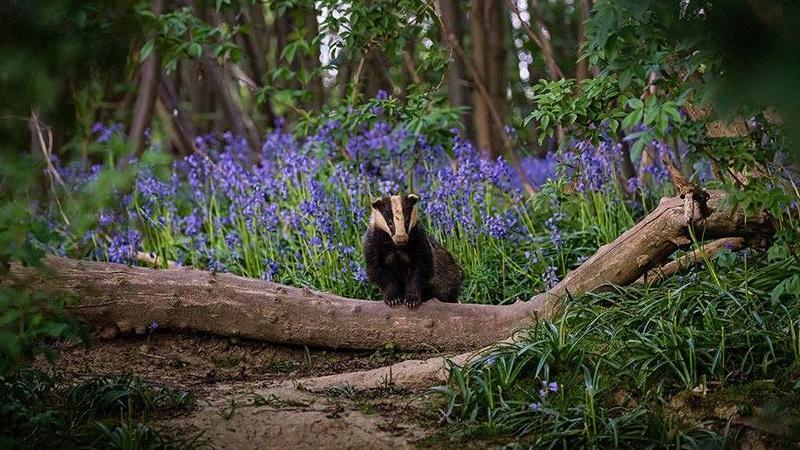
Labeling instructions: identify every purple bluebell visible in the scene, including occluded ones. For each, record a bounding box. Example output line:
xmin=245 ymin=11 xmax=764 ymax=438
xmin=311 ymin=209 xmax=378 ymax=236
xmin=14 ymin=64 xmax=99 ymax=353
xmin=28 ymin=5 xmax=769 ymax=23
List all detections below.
xmin=543 ymin=266 xmax=559 ymax=289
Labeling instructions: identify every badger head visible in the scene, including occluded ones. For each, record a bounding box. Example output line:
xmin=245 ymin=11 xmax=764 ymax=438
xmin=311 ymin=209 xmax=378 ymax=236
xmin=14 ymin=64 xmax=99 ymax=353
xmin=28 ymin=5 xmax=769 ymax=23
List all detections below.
xmin=370 ymin=194 xmax=419 ymax=246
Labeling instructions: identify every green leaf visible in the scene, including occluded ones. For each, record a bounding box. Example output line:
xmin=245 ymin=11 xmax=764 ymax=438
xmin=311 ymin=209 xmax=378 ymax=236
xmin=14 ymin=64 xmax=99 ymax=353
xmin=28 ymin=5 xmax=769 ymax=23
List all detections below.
xmin=140 ymin=40 xmax=155 ymax=62
xmin=626 ymin=98 xmax=644 ymax=110
xmin=188 ymin=42 xmax=202 ymax=58
xmin=281 ymin=41 xmax=298 ymax=64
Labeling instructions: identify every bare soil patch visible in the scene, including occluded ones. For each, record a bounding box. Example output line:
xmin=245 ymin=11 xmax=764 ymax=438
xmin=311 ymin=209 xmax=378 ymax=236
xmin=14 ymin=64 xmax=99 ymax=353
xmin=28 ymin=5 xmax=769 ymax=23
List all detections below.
xmin=40 ymin=333 xmax=468 ymax=449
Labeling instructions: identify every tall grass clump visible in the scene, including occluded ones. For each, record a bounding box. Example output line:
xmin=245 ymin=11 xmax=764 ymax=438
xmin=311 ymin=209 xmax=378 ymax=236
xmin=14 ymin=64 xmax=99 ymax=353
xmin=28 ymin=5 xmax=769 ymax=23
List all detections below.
xmin=432 ymin=249 xmax=800 ymax=447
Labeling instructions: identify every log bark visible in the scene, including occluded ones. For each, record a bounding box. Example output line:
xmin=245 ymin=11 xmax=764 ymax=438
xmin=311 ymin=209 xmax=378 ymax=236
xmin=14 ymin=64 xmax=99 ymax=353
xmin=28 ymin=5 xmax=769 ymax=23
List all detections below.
xmin=4 ymin=191 xmax=772 ymax=354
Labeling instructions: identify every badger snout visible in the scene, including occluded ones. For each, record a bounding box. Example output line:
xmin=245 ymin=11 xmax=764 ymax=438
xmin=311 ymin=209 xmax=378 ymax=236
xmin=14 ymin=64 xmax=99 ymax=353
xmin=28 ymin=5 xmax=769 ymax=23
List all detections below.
xmin=393 ymin=234 xmax=409 ymax=246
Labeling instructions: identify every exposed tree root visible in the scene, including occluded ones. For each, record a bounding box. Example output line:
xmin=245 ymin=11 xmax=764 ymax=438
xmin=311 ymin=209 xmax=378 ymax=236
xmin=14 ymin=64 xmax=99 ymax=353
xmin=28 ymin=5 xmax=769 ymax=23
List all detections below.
xmin=4 ymin=191 xmax=773 ymax=388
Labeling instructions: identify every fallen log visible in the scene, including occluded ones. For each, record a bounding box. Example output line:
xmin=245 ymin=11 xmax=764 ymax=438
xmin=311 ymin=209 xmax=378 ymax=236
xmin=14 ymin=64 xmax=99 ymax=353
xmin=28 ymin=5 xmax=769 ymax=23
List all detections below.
xmin=3 ymin=191 xmax=772 ymax=354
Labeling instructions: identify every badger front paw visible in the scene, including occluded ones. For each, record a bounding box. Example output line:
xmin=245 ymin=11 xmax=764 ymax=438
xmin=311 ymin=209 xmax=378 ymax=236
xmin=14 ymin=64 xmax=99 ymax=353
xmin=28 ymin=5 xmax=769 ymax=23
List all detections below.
xmin=404 ymin=294 xmax=422 ymax=309
xmin=383 ymin=297 xmax=403 ymax=307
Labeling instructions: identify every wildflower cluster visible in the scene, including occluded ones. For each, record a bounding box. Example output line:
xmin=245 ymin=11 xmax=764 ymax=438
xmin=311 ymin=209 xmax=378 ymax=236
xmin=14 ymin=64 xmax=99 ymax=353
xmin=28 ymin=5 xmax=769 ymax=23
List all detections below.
xmin=58 ymin=115 xmax=582 ymax=302
xmin=54 ymin=100 xmax=697 ymax=303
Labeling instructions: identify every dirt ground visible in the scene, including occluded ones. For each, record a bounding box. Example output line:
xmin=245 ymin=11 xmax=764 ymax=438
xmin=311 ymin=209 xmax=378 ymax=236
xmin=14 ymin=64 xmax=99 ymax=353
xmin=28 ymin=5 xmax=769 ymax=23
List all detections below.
xmin=45 ymin=332 xmax=469 ymax=449
xmin=40 ymin=332 xmax=790 ymax=449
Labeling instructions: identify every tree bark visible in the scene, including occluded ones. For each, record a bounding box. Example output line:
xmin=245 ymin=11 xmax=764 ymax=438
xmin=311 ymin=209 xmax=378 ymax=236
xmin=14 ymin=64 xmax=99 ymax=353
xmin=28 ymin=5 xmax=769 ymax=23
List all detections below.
xmin=129 ymin=0 xmax=164 ymax=158
xmin=575 ymin=0 xmax=590 ymax=81
xmin=5 ymin=192 xmax=772 ymax=354
xmin=506 ymin=0 xmax=564 ymax=80
xmin=235 ymin=3 xmax=277 ymax=125
xmin=205 ymin=57 xmax=261 ymax=153
xmin=470 ymin=0 xmax=508 ymax=158
xmin=158 ymin=74 xmax=196 ymax=156
xmin=438 ymin=0 xmax=473 ymax=136
xmin=274 ymin=3 xmax=325 ymax=112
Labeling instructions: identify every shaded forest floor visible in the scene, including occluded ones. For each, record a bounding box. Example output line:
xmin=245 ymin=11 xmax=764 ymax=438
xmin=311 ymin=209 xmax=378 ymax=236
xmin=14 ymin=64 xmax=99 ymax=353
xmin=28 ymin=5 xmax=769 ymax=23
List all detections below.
xmin=37 ymin=332 xmax=463 ymax=449
xmin=35 ymin=332 xmax=796 ymax=449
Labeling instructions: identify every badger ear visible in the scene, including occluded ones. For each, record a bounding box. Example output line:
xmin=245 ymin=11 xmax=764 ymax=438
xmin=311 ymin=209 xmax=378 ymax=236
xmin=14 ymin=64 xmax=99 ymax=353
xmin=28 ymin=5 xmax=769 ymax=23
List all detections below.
xmin=371 ymin=198 xmax=383 ymax=209
xmin=407 ymin=193 xmax=420 ymax=205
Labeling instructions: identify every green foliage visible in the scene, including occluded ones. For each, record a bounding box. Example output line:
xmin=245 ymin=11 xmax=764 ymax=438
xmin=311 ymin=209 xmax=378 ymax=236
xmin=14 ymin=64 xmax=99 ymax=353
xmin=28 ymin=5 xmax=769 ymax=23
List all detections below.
xmin=433 ymin=253 xmax=800 ymax=446
xmin=140 ymin=6 xmax=242 ymax=73
xmin=0 ymin=370 xmax=203 ymax=449
xmin=0 ymin=156 xmax=81 ymax=375
xmin=294 ymin=90 xmax=462 ymax=147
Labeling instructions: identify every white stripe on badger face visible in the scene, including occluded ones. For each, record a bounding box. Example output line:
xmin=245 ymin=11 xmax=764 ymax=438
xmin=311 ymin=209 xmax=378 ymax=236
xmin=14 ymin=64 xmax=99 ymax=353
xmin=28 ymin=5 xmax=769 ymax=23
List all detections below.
xmin=370 ymin=207 xmax=391 ymax=234
xmin=390 ymin=195 xmax=407 ymax=243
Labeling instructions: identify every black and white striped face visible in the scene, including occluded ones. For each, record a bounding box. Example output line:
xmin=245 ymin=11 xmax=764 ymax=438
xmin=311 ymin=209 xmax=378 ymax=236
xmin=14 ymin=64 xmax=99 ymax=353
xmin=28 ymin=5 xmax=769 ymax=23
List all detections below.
xmin=370 ymin=194 xmax=419 ymax=246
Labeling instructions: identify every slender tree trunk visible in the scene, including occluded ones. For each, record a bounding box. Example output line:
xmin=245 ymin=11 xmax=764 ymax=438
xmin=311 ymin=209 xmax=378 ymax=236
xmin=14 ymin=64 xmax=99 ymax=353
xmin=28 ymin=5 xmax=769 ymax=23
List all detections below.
xmin=575 ymin=0 xmax=590 ymax=81
xmin=274 ymin=4 xmax=325 ymax=113
xmin=205 ymin=57 xmax=261 ymax=152
xmin=129 ymin=0 xmax=164 ymax=158
xmin=529 ymin=0 xmax=563 ymax=80
xmin=236 ymin=3 xmax=277 ymax=125
xmin=506 ymin=0 xmax=563 ymax=80
xmin=302 ymin=6 xmax=325 ymax=110
xmin=470 ymin=0 xmax=508 ymax=158
xmin=363 ymin=48 xmax=394 ymax=98
xmin=438 ymin=0 xmax=473 ymax=137
xmin=158 ymin=73 xmax=196 ymax=156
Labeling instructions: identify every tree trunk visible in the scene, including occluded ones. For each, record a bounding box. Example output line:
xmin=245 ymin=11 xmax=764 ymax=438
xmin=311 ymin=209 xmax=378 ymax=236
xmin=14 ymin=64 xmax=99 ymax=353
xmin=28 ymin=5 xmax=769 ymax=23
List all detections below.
xmin=363 ymin=48 xmax=394 ymax=98
xmin=575 ymin=0 xmax=590 ymax=81
xmin=438 ymin=0 xmax=473 ymax=137
xmin=274 ymin=4 xmax=325 ymax=112
xmin=301 ymin=6 xmax=325 ymax=110
xmin=236 ymin=3 xmax=277 ymax=125
xmin=205 ymin=57 xmax=261 ymax=153
xmin=128 ymin=0 xmax=164 ymax=158
xmin=5 ymin=191 xmax=772 ymax=354
xmin=158 ymin=74 xmax=196 ymax=156
xmin=470 ymin=0 xmax=508 ymax=158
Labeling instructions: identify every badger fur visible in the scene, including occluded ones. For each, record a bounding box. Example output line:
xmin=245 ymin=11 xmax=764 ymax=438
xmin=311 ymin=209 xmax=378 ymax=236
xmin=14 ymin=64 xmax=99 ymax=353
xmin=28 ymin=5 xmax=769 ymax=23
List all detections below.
xmin=363 ymin=194 xmax=463 ymax=308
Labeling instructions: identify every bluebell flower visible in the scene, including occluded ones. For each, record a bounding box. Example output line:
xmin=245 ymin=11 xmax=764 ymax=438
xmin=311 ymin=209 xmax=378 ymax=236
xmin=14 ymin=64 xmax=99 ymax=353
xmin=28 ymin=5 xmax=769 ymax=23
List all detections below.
xmin=98 ymin=210 xmax=115 ymax=227
xmin=350 ymin=261 xmax=368 ymax=283
xmin=261 ymin=260 xmax=279 ymax=281
xmin=627 ymin=177 xmax=641 ymax=193
xmin=107 ymin=229 xmax=142 ymax=264
xmin=528 ymin=402 xmax=542 ymax=412
xmin=543 ymin=266 xmax=559 ymax=289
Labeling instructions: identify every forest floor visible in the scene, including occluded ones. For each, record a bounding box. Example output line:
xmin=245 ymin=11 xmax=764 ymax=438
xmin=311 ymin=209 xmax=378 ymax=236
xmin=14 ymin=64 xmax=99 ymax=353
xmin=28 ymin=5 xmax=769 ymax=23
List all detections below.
xmin=39 ymin=332 xmax=471 ymax=449
xmin=35 ymin=332 xmax=792 ymax=449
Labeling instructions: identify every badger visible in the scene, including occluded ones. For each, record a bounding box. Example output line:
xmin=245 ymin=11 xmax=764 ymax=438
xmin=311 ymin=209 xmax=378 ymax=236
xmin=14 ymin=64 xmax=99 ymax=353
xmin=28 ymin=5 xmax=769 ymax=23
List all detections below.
xmin=363 ymin=194 xmax=463 ymax=308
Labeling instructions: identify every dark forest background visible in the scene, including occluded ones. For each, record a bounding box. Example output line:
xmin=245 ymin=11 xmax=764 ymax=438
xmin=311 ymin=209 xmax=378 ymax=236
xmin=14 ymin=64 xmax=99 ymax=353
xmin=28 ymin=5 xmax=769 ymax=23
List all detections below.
xmin=3 ymin=0 xmax=800 ymax=164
